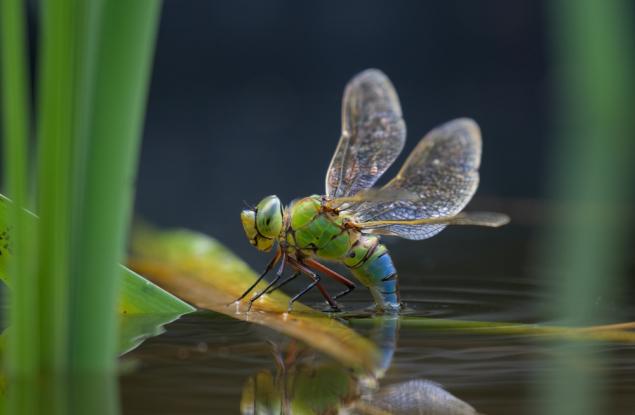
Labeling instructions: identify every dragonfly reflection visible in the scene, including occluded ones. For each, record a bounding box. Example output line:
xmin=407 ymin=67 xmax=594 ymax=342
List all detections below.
xmin=240 ymin=317 xmax=478 ymax=415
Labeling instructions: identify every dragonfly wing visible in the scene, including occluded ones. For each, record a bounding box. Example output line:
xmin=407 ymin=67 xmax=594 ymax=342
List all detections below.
xmin=349 ymin=118 xmax=482 ymax=240
xmin=325 ymin=69 xmax=406 ymax=198
xmin=357 ymin=212 xmax=510 ymax=235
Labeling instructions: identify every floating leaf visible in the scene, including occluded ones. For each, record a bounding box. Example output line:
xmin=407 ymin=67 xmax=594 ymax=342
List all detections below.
xmin=129 ymin=226 xmax=380 ymax=371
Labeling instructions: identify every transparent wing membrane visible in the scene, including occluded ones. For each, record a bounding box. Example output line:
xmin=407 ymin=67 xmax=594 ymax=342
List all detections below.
xmin=326 ymin=187 xmax=418 ymax=209
xmin=348 ymin=118 xmax=483 ymax=240
xmin=325 ymin=69 xmax=406 ymax=198
xmin=358 ymin=211 xmax=510 ymax=230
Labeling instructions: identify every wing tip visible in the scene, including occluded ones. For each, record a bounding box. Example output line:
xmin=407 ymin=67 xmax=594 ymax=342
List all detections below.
xmin=492 ymin=213 xmax=511 ymax=227
xmin=354 ymin=68 xmax=389 ymax=81
xmin=347 ymin=69 xmax=396 ymax=98
xmin=442 ymin=118 xmax=481 ymax=140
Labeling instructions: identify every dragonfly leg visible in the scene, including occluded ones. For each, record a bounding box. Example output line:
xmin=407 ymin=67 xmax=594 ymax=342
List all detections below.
xmin=287 ymin=257 xmax=340 ymax=311
xmin=264 ymin=271 xmax=300 ymax=294
xmin=235 ymin=248 xmax=282 ymax=303
xmin=287 ymin=275 xmax=321 ymax=312
xmin=247 ymin=252 xmax=287 ymax=311
xmin=303 ymin=257 xmax=356 ymax=300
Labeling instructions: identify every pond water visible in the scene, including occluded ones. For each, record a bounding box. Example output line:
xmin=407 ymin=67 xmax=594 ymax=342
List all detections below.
xmin=119 ymin=228 xmax=635 ymax=414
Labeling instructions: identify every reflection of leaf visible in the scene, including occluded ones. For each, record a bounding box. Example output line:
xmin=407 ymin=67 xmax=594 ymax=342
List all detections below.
xmin=129 ymin=226 xmax=380 ymax=371
xmin=118 ymin=314 xmax=181 ymax=355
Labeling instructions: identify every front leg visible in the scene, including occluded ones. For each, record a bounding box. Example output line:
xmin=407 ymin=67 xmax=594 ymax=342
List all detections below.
xmin=247 ymin=251 xmax=287 ymax=310
xmin=234 ymin=248 xmax=282 ymax=303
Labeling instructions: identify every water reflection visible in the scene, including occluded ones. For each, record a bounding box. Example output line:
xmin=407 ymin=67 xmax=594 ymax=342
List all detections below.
xmin=240 ymin=316 xmax=478 ymax=415
xmin=5 ymin=373 xmax=119 ymax=415
xmin=1 ymin=307 xmax=181 ymax=415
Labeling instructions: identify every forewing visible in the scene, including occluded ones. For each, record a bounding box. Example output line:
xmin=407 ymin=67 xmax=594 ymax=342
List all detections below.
xmin=350 ymin=118 xmax=482 ymax=240
xmin=325 ymin=69 xmax=406 ymax=198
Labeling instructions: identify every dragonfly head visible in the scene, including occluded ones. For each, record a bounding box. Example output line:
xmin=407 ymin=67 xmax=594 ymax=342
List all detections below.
xmin=241 ymin=195 xmax=283 ymax=252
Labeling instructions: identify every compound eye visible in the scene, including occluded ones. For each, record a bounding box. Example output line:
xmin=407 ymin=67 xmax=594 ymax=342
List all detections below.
xmin=255 ymin=195 xmax=283 ymax=238
xmin=240 ymin=209 xmax=258 ymax=242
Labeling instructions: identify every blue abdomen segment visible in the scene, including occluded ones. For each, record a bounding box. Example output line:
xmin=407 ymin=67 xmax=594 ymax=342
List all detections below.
xmin=350 ymin=243 xmax=400 ymax=310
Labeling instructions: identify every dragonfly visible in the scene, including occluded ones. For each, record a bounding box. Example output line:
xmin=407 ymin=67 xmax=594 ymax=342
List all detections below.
xmin=238 ymin=69 xmax=509 ymax=312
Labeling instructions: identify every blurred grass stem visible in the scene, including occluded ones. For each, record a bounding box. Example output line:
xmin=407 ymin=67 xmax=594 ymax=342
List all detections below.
xmin=1 ymin=0 xmax=37 ymax=412
xmin=2 ymin=0 xmax=162 ymax=412
xmin=68 ymin=0 xmax=162 ymax=373
xmin=540 ymin=1 xmax=635 ymax=414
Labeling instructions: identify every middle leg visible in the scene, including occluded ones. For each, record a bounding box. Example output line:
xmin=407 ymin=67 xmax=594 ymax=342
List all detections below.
xmin=287 ymin=256 xmax=339 ymax=311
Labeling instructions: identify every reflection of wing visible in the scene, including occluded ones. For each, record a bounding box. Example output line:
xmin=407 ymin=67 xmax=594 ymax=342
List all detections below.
xmin=349 ymin=118 xmax=482 ymax=240
xmin=362 ymin=380 xmax=478 ymax=415
xmin=325 ymin=69 xmax=406 ymax=198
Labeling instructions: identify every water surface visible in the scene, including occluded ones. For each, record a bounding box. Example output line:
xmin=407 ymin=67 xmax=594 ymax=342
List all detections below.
xmin=120 ymin=229 xmax=635 ymax=414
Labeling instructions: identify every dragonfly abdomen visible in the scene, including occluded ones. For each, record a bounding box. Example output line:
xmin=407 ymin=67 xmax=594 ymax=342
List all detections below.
xmin=343 ymin=235 xmax=400 ymax=310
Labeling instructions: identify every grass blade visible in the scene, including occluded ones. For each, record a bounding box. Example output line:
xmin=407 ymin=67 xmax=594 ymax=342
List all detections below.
xmin=0 ymin=0 xmax=39 ymax=413
xmin=68 ymin=0 xmax=163 ymax=372
xmin=539 ymin=1 xmax=635 ymax=414
xmin=36 ymin=0 xmax=82 ymax=374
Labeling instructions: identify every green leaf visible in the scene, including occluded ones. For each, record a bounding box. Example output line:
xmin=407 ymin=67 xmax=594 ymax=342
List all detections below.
xmin=118 ymin=265 xmax=193 ymax=316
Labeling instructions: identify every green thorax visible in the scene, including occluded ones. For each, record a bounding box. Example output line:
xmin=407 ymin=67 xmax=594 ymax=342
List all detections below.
xmin=284 ymin=195 xmax=357 ymax=260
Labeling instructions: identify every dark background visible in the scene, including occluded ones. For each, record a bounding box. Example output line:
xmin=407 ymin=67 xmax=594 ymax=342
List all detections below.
xmin=137 ymin=1 xmax=551 ymax=263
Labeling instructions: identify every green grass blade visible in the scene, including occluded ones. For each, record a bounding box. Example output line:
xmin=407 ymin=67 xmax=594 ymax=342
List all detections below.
xmin=68 ymin=0 xmax=163 ymax=372
xmin=0 ymin=0 xmax=36 ymax=380
xmin=540 ymin=1 xmax=635 ymax=414
xmin=0 ymin=1 xmax=40 ymax=413
xmin=36 ymin=0 xmax=83 ymax=374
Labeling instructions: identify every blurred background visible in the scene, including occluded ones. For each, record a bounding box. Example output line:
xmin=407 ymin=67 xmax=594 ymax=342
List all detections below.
xmin=137 ymin=0 xmax=553 ymax=265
